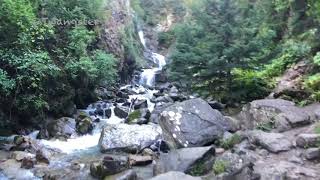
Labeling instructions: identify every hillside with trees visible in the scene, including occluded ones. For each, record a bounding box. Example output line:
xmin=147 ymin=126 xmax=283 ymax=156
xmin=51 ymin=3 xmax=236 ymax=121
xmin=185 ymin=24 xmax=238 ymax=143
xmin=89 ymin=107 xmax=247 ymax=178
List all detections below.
xmin=0 ymin=0 xmax=320 ymax=179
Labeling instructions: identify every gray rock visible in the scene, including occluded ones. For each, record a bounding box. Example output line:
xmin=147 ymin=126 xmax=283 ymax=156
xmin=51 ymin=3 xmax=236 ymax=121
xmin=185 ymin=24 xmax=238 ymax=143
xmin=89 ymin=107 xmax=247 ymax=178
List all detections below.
xmin=47 ymin=117 xmax=76 ymax=138
xmin=150 ymin=103 xmax=173 ymax=124
xmin=152 ymin=96 xmax=174 ymax=103
xmin=21 ymin=157 xmax=36 ymax=169
xmin=90 ymin=156 xmax=129 ymax=179
xmin=134 ymin=99 xmax=148 ymax=110
xmin=104 ymin=170 xmax=138 ymax=180
xmin=247 ymin=130 xmax=292 ymax=153
xmin=207 ymin=100 xmax=225 ymax=110
xmin=296 ymin=134 xmax=320 ymax=148
xmin=224 ymin=116 xmax=241 ymax=133
xmin=10 ymin=151 xmax=35 ymax=161
xmin=117 ymin=91 xmax=129 ymax=99
xmin=126 ymin=109 xmax=151 ymax=125
xmin=150 ymin=171 xmax=201 ymax=180
xmin=76 ymin=117 xmax=93 ymax=135
xmin=254 ymin=161 xmax=318 ymax=180
xmin=114 ymin=106 xmax=130 ymax=119
xmin=214 ymin=152 xmax=255 ymax=180
xmin=105 ymin=108 xmax=112 ymax=119
xmin=239 ymin=99 xmax=311 ymax=131
xmin=159 ymin=98 xmax=230 ymax=149
xmin=154 ymin=146 xmax=215 ymax=175
xmin=129 ymin=155 xmax=153 ymax=166
xmin=98 ymin=124 xmax=162 ymax=153
xmin=304 ymin=148 xmax=320 ymax=160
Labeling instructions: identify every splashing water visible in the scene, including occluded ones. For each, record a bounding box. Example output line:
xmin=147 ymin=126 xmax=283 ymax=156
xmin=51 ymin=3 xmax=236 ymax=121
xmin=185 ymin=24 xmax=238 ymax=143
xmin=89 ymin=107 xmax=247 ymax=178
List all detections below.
xmin=138 ymin=30 xmax=166 ymax=87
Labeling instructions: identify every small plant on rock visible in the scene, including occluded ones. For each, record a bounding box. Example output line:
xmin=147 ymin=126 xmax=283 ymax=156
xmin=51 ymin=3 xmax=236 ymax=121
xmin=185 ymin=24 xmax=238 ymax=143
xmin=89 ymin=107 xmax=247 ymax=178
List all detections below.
xmin=220 ymin=134 xmax=242 ymax=149
xmin=213 ymin=160 xmax=227 ymax=175
xmin=189 ymin=163 xmax=206 ymax=176
xmin=127 ymin=110 xmax=141 ymax=123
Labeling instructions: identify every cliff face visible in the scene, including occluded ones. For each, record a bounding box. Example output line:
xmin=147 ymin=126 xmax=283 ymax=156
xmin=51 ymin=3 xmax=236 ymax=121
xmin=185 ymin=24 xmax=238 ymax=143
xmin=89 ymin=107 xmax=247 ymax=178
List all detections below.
xmin=98 ymin=0 xmax=143 ymax=82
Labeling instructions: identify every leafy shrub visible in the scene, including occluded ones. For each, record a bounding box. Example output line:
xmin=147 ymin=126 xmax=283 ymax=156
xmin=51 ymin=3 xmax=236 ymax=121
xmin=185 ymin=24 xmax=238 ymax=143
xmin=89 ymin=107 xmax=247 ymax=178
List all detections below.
xmin=305 ymin=74 xmax=320 ymax=91
xmin=158 ymin=31 xmax=175 ymax=48
xmin=189 ymin=163 xmax=206 ymax=176
xmin=0 ymin=69 xmax=15 ymax=96
xmin=313 ymin=52 xmax=320 ymax=66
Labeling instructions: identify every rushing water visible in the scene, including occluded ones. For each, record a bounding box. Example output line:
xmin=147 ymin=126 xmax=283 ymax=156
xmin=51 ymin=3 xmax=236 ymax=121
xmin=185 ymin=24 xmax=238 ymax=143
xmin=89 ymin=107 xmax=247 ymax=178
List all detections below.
xmin=40 ymin=85 xmax=157 ymax=154
xmin=1 ymin=23 xmax=165 ymax=179
xmin=138 ymin=30 xmax=166 ymax=87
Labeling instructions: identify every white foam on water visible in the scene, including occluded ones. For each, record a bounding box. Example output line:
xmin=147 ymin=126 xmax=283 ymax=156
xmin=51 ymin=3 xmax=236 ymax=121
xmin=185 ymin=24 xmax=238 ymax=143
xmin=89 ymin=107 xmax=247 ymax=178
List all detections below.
xmin=152 ymin=53 xmax=166 ymax=69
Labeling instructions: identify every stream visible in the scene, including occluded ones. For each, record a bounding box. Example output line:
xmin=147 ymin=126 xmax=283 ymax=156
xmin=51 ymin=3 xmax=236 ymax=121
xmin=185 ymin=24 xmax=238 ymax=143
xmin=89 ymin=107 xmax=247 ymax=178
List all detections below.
xmin=0 ymin=26 xmax=166 ymax=180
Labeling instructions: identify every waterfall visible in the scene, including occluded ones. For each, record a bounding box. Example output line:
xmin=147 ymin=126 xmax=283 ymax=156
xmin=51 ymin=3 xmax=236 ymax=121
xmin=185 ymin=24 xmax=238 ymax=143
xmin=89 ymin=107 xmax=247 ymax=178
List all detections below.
xmin=138 ymin=30 xmax=166 ymax=87
xmin=138 ymin=30 xmax=146 ymax=48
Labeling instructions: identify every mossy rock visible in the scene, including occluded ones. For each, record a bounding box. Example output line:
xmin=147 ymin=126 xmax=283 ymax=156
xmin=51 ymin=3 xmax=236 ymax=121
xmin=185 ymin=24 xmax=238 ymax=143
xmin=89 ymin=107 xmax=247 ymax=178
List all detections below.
xmin=77 ymin=117 xmax=93 ymax=135
xmin=127 ymin=110 xmax=141 ymax=123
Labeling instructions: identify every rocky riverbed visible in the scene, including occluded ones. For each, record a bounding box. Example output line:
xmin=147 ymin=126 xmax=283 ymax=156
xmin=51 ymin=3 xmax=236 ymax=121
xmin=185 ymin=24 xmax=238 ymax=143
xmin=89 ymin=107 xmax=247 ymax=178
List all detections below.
xmin=0 ymin=81 xmax=320 ymax=180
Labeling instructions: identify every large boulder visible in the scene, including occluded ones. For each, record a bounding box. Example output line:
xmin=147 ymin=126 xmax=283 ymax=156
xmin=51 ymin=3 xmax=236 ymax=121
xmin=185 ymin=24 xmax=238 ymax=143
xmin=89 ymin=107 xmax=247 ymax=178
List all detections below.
xmin=159 ymin=98 xmax=231 ymax=149
xmin=296 ymin=134 xmax=320 ymax=148
xmin=98 ymin=124 xmax=162 ymax=153
xmin=150 ymin=171 xmax=201 ymax=180
xmin=239 ymin=99 xmax=313 ymax=131
xmin=154 ymin=146 xmax=215 ymax=176
xmin=47 ymin=117 xmax=76 ymax=139
xmin=247 ymin=130 xmax=292 ymax=153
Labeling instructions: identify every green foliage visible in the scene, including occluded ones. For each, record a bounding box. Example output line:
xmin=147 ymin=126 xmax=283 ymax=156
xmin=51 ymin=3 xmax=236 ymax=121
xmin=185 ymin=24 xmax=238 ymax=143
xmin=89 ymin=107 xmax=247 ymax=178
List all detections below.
xmin=0 ymin=0 xmax=119 ymax=126
xmin=0 ymin=69 xmax=15 ymax=96
xmin=213 ymin=160 xmax=227 ymax=175
xmin=304 ymin=74 xmax=320 ymax=102
xmin=220 ymin=134 xmax=242 ymax=150
xmin=127 ymin=110 xmax=141 ymax=122
xmin=168 ymin=0 xmax=318 ymax=103
xmin=313 ymin=52 xmax=320 ymax=66
xmin=305 ymin=74 xmax=320 ymax=91
xmin=158 ymin=31 xmax=175 ymax=48
xmin=189 ymin=163 xmax=206 ymax=176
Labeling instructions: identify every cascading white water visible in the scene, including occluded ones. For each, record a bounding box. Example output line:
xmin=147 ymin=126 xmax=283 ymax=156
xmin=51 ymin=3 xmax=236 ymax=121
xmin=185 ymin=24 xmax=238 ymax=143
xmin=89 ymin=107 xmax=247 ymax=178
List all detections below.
xmin=138 ymin=30 xmax=146 ymax=48
xmin=138 ymin=30 xmax=166 ymax=87
xmin=40 ymin=85 xmax=157 ymax=154
xmin=152 ymin=52 xmax=166 ymax=69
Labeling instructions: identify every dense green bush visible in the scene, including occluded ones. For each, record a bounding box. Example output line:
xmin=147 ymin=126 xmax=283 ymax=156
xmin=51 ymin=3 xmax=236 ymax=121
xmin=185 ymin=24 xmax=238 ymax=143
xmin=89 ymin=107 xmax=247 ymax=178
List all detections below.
xmin=167 ymin=0 xmax=320 ymax=103
xmin=0 ymin=0 xmax=119 ymax=129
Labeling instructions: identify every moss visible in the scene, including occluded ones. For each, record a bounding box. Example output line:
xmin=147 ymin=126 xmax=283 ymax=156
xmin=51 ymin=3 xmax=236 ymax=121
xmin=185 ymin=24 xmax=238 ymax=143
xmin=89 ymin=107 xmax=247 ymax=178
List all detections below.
xmin=127 ymin=110 xmax=141 ymax=122
xmin=220 ymin=134 xmax=242 ymax=149
xmin=213 ymin=160 xmax=227 ymax=175
xmin=189 ymin=163 xmax=206 ymax=176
